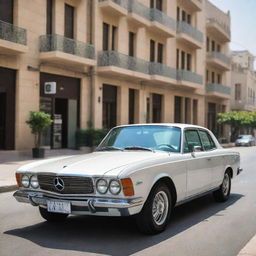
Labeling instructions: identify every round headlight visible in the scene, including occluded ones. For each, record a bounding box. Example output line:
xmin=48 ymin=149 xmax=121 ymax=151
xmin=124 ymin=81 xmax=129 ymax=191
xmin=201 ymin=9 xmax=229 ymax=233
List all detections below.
xmin=21 ymin=175 xmax=30 ymax=188
xmin=109 ymin=180 xmax=121 ymax=195
xmin=30 ymin=175 xmax=39 ymax=189
xmin=96 ymin=179 xmax=108 ymax=194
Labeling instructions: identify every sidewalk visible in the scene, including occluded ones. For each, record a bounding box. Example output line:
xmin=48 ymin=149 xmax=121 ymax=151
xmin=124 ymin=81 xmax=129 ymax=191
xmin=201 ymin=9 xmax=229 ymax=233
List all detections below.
xmin=237 ymin=235 xmax=256 ymax=256
xmin=0 ymin=149 xmax=89 ymax=192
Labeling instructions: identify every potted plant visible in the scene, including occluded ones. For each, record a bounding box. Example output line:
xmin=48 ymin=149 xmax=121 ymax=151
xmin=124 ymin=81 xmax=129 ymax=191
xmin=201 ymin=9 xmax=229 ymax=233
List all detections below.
xmin=26 ymin=111 xmax=53 ymax=158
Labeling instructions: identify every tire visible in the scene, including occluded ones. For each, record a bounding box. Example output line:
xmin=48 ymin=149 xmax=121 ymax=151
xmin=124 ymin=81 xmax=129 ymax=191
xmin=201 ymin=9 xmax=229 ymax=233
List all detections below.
xmin=136 ymin=183 xmax=172 ymax=235
xmin=213 ymin=170 xmax=231 ymax=202
xmin=39 ymin=207 xmax=69 ymax=222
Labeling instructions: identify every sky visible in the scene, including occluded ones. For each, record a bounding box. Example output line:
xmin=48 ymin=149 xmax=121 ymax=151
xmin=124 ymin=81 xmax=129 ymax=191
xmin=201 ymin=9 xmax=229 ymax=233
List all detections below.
xmin=210 ymin=0 xmax=256 ymax=60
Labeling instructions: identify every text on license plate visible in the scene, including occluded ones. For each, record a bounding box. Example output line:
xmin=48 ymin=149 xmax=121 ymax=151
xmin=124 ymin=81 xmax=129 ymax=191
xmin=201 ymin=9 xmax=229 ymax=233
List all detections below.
xmin=47 ymin=200 xmax=71 ymax=214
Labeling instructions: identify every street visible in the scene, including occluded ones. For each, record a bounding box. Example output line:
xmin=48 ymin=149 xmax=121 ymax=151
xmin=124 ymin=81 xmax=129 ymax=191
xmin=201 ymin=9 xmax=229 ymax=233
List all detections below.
xmin=0 ymin=147 xmax=255 ymax=256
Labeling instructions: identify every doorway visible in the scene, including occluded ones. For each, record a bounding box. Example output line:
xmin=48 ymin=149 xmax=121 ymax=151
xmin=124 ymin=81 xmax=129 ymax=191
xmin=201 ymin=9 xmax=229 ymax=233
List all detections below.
xmin=0 ymin=93 xmax=6 ymax=149
xmin=55 ymin=98 xmax=68 ymax=148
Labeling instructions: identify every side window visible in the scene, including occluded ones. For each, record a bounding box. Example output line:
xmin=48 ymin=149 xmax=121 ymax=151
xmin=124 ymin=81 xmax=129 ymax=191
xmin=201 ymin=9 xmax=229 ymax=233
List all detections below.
xmin=184 ymin=130 xmax=202 ymax=152
xmin=183 ymin=136 xmax=190 ymax=153
xmin=199 ymin=130 xmax=216 ymax=151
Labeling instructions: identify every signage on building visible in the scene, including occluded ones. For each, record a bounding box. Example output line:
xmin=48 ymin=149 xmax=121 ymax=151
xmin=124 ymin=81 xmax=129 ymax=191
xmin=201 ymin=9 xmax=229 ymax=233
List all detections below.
xmin=44 ymin=82 xmax=56 ymax=94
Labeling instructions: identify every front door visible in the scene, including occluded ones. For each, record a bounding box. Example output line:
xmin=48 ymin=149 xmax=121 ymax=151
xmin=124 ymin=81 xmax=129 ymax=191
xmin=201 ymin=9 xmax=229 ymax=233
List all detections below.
xmin=184 ymin=129 xmax=212 ymax=197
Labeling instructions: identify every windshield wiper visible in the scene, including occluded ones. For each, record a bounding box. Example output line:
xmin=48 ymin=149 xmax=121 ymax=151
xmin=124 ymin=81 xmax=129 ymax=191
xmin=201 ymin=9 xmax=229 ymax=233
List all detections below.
xmin=96 ymin=146 xmax=123 ymax=151
xmin=124 ymin=146 xmax=153 ymax=152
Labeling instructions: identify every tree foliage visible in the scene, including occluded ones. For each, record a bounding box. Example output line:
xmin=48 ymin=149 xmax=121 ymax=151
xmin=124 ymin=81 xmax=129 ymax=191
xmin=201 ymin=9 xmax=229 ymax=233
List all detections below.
xmin=26 ymin=111 xmax=53 ymax=148
xmin=217 ymin=111 xmax=256 ymax=141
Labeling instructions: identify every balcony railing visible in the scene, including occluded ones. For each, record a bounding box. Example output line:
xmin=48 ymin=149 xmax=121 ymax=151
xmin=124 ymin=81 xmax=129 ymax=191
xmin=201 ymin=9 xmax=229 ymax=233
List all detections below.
xmin=39 ymin=34 xmax=95 ymax=59
xmin=177 ymin=21 xmax=203 ymax=43
xmin=98 ymin=0 xmax=128 ymax=10
xmin=206 ymin=83 xmax=231 ymax=95
xmin=177 ymin=70 xmax=203 ymax=84
xmin=98 ymin=51 xmax=150 ymax=74
xmin=208 ymin=18 xmax=230 ymax=37
xmin=150 ymin=8 xmax=176 ymax=31
xmin=128 ymin=0 xmax=151 ymax=21
xmin=0 ymin=20 xmax=27 ymax=45
xmin=149 ymin=62 xmax=176 ymax=80
xmin=208 ymin=51 xmax=231 ymax=65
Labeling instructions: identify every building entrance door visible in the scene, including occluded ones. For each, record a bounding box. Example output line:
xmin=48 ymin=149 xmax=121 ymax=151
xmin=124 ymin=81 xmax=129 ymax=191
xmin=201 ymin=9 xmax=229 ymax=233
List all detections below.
xmin=0 ymin=93 xmax=6 ymax=149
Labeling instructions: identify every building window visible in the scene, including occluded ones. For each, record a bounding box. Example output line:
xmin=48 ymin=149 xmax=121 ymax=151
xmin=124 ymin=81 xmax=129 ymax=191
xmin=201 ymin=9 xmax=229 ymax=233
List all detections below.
xmin=217 ymin=44 xmax=221 ymax=52
xmin=211 ymin=40 xmax=215 ymax=52
xmin=177 ymin=7 xmax=180 ymax=21
xmin=0 ymin=0 xmax=13 ymax=23
xmin=181 ymin=51 xmax=185 ymax=69
xmin=206 ymin=70 xmax=209 ymax=82
xmin=150 ymin=0 xmax=162 ymax=11
xmin=103 ymin=23 xmax=109 ymax=51
xmin=235 ymin=83 xmax=241 ymax=101
xmin=152 ymin=93 xmax=162 ymax=123
xmin=187 ymin=53 xmax=191 ymax=71
xmin=129 ymin=89 xmax=135 ymax=124
xmin=211 ymin=72 xmax=215 ymax=83
xmin=157 ymin=43 xmax=163 ymax=63
xmin=129 ymin=32 xmax=136 ymax=57
xmin=174 ymin=96 xmax=182 ymax=123
xmin=111 ymin=26 xmax=117 ymax=50
xmin=185 ymin=98 xmax=191 ymax=123
xmin=193 ymin=99 xmax=198 ymax=125
xmin=150 ymin=40 xmax=155 ymax=62
xmin=217 ymin=74 xmax=221 ymax=84
xmin=176 ymin=49 xmax=180 ymax=69
xmin=46 ymin=0 xmax=53 ymax=34
xmin=64 ymin=4 xmax=74 ymax=39
xmin=103 ymin=84 xmax=117 ymax=129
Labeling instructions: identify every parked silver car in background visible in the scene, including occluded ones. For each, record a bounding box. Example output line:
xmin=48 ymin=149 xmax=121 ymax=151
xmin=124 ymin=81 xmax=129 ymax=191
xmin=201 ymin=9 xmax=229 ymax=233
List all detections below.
xmin=235 ymin=135 xmax=256 ymax=147
xmin=14 ymin=124 xmax=242 ymax=234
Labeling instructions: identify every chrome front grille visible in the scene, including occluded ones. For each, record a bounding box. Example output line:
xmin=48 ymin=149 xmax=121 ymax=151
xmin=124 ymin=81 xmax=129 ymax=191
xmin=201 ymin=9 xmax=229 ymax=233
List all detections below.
xmin=37 ymin=174 xmax=94 ymax=194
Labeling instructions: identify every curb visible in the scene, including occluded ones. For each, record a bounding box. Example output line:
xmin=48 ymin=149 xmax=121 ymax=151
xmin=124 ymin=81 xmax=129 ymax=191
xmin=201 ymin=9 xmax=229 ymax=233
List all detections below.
xmin=0 ymin=185 xmax=17 ymax=194
xmin=237 ymin=235 xmax=256 ymax=256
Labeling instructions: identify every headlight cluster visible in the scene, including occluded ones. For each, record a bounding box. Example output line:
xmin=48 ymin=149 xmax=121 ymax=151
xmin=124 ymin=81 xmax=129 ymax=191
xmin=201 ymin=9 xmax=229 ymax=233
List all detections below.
xmin=96 ymin=179 xmax=121 ymax=195
xmin=20 ymin=174 xmax=39 ymax=189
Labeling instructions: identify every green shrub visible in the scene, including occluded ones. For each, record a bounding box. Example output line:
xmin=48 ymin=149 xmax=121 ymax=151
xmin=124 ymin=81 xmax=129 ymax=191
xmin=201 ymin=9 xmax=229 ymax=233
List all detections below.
xmin=26 ymin=111 xmax=53 ymax=148
xmin=76 ymin=129 xmax=109 ymax=148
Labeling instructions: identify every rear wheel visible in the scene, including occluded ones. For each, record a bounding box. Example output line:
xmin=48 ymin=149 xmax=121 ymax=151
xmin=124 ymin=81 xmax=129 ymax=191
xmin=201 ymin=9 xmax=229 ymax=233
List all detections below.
xmin=213 ymin=171 xmax=231 ymax=202
xmin=39 ymin=207 xmax=69 ymax=222
xmin=136 ymin=183 xmax=172 ymax=235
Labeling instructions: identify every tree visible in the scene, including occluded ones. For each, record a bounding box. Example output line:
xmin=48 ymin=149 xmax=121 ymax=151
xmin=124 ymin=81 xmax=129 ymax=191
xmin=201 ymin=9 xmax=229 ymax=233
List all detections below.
xmin=26 ymin=111 xmax=53 ymax=148
xmin=217 ymin=111 xmax=256 ymax=142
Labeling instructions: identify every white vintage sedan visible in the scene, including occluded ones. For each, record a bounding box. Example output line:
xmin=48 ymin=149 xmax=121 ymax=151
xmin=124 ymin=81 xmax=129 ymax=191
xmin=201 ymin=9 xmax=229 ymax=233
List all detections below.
xmin=14 ymin=124 xmax=242 ymax=234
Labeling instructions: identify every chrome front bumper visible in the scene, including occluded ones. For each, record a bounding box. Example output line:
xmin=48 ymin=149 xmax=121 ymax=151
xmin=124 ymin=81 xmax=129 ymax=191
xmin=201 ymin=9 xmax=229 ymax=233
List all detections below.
xmin=13 ymin=190 xmax=143 ymax=216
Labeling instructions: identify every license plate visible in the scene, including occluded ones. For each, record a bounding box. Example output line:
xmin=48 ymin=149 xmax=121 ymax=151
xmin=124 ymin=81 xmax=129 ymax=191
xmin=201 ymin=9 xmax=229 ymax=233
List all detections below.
xmin=47 ymin=200 xmax=71 ymax=214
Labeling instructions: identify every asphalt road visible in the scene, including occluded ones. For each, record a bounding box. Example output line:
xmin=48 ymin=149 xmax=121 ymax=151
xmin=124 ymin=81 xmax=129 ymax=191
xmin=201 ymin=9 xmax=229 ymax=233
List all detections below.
xmin=0 ymin=147 xmax=256 ymax=256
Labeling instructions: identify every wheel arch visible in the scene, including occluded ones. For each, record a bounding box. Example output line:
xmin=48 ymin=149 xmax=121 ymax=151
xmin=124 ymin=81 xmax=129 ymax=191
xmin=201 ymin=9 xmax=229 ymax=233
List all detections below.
xmin=225 ymin=166 xmax=233 ymax=179
xmin=150 ymin=174 xmax=177 ymax=207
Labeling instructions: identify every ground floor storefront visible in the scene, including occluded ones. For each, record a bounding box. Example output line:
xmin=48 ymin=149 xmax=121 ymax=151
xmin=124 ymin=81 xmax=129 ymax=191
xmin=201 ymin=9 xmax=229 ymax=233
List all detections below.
xmin=0 ymin=63 xmax=230 ymax=150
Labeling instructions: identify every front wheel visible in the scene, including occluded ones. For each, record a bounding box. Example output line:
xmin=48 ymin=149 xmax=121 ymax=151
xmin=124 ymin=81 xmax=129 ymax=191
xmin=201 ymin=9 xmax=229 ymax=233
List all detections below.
xmin=213 ymin=171 xmax=231 ymax=202
xmin=136 ymin=183 xmax=172 ymax=235
xmin=39 ymin=207 xmax=69 ymax=222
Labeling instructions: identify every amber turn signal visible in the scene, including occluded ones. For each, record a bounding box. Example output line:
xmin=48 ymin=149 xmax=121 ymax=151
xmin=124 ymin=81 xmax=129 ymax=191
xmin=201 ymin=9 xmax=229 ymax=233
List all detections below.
xmin=121 ymin=178 xmax=134 ymax=196
xmin=15 ymin=173 xmax=22 ymax=187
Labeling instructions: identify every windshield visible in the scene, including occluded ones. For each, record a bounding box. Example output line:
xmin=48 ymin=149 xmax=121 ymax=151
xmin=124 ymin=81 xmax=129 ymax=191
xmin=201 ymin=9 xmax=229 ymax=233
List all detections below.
xmin=238 ymin=135 xmax=251 ymax=139
xmin=97 ymin=125 xmax=181 ymax=153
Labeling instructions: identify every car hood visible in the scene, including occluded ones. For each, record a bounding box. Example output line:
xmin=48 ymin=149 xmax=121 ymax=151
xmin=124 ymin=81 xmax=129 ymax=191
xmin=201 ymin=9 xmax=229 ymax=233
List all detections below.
xmin=17 ymin=151 xmax=169 ymax=177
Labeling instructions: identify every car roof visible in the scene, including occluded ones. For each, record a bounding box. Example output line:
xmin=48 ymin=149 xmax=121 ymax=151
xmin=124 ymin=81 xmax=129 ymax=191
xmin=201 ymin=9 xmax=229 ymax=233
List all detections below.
xmin=115 ymin=123 xmax=209 ymax=130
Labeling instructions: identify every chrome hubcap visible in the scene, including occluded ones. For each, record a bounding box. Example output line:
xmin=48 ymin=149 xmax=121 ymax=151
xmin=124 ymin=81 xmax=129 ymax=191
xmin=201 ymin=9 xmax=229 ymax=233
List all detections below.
xmin=222 ymin=173 xmax=230 ymax=196
xmin=152 ymin=191 xmax=169 ymax=226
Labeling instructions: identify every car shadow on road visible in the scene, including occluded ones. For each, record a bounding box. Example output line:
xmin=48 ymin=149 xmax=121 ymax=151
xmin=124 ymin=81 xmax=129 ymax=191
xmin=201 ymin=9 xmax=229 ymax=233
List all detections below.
xmin=5 ymin=193 xmax=244 ymax=256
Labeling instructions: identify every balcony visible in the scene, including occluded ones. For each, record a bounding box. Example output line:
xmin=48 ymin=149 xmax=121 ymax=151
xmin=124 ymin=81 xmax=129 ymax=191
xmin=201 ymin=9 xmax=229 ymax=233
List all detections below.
xmin=207 ymin=18 xmax=231 ymax=43
xmin=127 ymin=0 xmax=175 ymax=36
xmin=0 ymin=20 xmax=28 ymax=54
xmin=98 ymin=0 xmax=128 ymax=17
xmin=39 ymin=34 xmax=96 ymax=68
xmin=177 ymin=70 xmax=203 ymax=89
xmin=207 ymin=51 xmax=231 ymax=71
xmin=179 ymin=0 xmax=203 ymax=12
xmin=149 ymin=62 xmax=177 ymax=86
xmin=149 ymin=8 xmax=176 ymax=37
xmin=97 ymin=51 xmax=150 ymax=80
xmin=206 ymin=83 xmax=231 ymax=99
xmin=127 ymin=0 xmax=151 ymax=27
xmin=177 ymin=21 xmax=203 ymax=49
